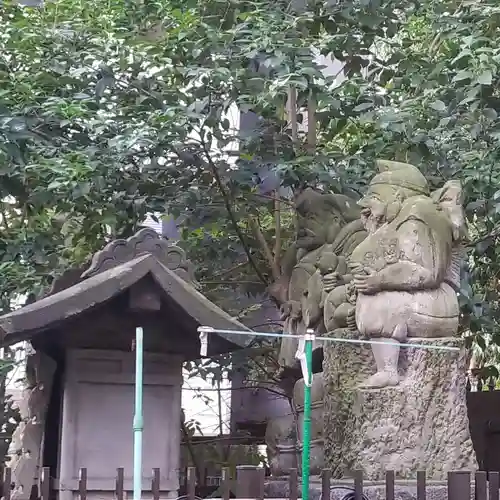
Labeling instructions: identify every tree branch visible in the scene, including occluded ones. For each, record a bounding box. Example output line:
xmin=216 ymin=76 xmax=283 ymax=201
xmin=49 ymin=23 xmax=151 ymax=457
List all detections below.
xmin=248 ymin=216 xmax=280 ymax=280
xmin=200 ymin=143 xmax=269 ymax=285
xmin=273 ymin=192 xmax=281 ymax=271
xmin=288 ymin=86 xmax=298 ymax=143
xmin=209 ymin=260 xmax=250 ymax=279
xmin=307 ymin=88 xmax=316 ymax=151
xmin=249 ymin=192 xmax=294 ymax=207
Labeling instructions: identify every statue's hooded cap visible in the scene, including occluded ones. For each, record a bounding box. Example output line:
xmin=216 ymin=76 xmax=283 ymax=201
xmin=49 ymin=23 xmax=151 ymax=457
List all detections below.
xmin=295 ymin=188 xmax=361 ymax=222
xmin=371 ymin=160 xmax=430 ymax=197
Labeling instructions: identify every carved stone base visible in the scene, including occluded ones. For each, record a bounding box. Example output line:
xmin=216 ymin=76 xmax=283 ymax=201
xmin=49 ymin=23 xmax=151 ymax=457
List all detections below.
xmin=325 ymin=337 xmax=476 ymax=480
xmin=265 ymin=414 xmax=298 ymax=477
xmin=9 ymin=352 xmax=56 ymax=500
xmin=323 ymin=328 xmax=374 ymax=478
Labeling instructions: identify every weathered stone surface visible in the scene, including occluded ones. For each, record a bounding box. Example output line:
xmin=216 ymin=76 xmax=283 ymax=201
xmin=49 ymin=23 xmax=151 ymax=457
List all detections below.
xmin=323 ymin=328 xmax=373 ymax=478
xmin=329 ymin=483 xmax=470 ymax=500
xmin=266 ymin=188 xmax=367 ymax=476
xmin=270 ymin=160 xmax=476 ymax=482
xmin=325 ymin=337 xmax=476 ymax=480
xmin=269 ymin=188 xmax=366 ymax=373
xmin=9 ymin=352 xmax=56 ymax=500
xmin=265 ymin=414 xmax=298 ymax=477
xmin=349 ymin=160 xmax=467 ymax=390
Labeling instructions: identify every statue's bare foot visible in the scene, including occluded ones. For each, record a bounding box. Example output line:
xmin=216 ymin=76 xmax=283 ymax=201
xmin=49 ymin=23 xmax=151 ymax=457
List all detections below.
xmin=359 ymin=371 xmax=399 ymax=389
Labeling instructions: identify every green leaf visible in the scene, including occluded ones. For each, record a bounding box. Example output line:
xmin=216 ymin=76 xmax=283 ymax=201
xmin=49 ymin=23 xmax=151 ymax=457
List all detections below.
xmin=47 ymin=181 xmax=63 ymax=191
xmin=95 ymin=76 xmax=115 ymax=99
xmin=452 ymin=70 xmax=473 ymax=82
xmin=430 ymin=100 xmax=446 ymax=112
xmin=484 ymin=108 xmax=498 ymax=120
xmin=476 ymin=70 xmax=493 ymax=85
xmin=353 ymin=102 xmax=373 ymax=112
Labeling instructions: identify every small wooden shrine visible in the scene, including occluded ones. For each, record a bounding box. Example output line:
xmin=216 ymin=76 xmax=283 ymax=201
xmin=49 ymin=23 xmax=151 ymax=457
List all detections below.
xmin=0 ymin=228 xmax=249 ymax=500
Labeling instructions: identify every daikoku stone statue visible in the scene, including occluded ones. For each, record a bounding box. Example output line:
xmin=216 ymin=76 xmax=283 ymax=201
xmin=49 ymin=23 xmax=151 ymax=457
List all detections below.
xmin=348 ymin=160 xmax=466 ymax=388
xmin=267 ymin=160 xmax=476 ymax=482
xmin=322 ymin=160 xmax=477 ymax=480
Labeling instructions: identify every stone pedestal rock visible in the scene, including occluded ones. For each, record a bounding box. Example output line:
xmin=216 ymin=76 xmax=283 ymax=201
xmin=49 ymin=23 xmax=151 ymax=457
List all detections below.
xmin=325 ymin=337 xmax=476 ymax=480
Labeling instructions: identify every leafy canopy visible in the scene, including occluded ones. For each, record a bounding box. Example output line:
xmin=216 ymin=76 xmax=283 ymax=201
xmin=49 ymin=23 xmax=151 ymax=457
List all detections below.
xmin=3 ymin=0 xmax=500 ymax=371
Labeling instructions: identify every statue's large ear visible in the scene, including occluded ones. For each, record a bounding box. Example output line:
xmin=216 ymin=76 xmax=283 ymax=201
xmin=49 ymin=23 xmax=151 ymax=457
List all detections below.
xmin=431 ymin=180 xmax=463 ymax=205
xmin=431 ymin=181 xmax=468 ymax=241
xmin=383 ymin=188 xmax=405 ymax=222
xmin=325 ymin=194 xmax=361 ymax=222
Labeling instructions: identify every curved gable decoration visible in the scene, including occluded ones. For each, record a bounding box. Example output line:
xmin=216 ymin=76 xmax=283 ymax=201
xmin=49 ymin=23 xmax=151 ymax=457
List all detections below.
xmin=81 ymin=228 xmax=197 ymax=286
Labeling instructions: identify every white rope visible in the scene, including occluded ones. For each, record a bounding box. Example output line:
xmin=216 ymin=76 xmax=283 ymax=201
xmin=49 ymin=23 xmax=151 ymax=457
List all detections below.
xmin=197 ymin=326 xmax=461 ymax=352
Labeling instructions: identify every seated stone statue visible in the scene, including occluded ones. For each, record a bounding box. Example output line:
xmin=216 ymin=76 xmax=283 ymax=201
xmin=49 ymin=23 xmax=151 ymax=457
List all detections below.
xmin=348 ymin=160 xmax=467 ymax=389
xmin=269 ymin=187 xmax=366 ymax=374
xmin=266 ymin=188 xmax=366 ymax=477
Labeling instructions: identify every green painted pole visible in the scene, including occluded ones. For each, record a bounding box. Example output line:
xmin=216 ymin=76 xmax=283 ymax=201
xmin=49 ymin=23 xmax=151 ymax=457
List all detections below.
xmin=301 ymin=332 xmax=314 ymax=500
xmin=133 ymin=326 xmax=144 ymax=500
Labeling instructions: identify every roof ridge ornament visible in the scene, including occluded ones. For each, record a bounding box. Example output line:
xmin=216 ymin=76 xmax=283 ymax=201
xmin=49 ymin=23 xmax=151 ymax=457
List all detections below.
xmin=81 ymin=228 xmax=197 ymax=285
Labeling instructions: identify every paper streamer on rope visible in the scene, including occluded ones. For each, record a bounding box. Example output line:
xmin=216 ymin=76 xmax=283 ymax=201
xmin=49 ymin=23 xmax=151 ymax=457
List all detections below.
xmin=295 ymin=329 xmax=315 ymax=387
xmin=198 ymin=326 xmax=210 ymax=356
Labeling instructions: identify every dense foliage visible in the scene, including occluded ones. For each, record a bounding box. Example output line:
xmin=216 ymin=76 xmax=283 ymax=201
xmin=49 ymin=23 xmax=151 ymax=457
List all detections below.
xmin=1 ymin=0 xmax=500 ymax=372
xmin=322 ymin=0 xmax=500 ymax=359
xmin=0 ymin=0 xmax=413 ymax=310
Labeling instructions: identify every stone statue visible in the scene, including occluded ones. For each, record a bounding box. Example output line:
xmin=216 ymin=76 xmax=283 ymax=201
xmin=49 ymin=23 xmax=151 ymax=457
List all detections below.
xmin=321 ymin=160 xmax=477 ymax=481
xmin=266 ymin=188 xmax=366 ymax=477
xmin=270 ymin=187 xmax=366 ymax=374
xmin=348 ymin=160 xmax=467 ymax=389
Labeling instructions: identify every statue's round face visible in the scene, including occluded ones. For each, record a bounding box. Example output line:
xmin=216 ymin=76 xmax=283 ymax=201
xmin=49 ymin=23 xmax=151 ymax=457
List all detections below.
xmin=296 ymin=210 xmax=341 ymax=249
xmin=296 ymin=220 xmax=327 ymax=249
xmin=358 ymin=186 xmax=390 ymax=233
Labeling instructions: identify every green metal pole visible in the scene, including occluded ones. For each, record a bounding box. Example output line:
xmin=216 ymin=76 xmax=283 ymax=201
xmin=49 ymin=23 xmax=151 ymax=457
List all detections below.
xmin=133 ymin=326 xmax=144 ymax=500
xmin=301 ymin=332 xmax=313 ymax=500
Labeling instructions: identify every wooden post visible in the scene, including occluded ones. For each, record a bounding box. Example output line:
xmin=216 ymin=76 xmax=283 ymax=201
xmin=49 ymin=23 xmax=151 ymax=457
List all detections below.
xmin=221 ymin=467 xmax=231 ymax=500
xmin=320 ymin=469 xmax=330 ymax=500
xmin=354 ymin=470 xmax=363 ymax=500
xmin=417 ymin=470 xmax=426 ymax=500
xmin=79 ymin=468 xmax=87 ymax=500
xmin=447 ymin=471 xmax=470 ymax=500
xmin=3 ymin=467 xmax=11 ymax=500
xmin=40 ymin=467 xmax=50 ymax=500
xmin=187 ymin=467 xmax=197 ymax=500
xmin=489 ymin=471 xmax=499 ymax=500
xmin=152 ymin=468 xmax=160 ymax=500
xmin=236 ymin=466 xmax=261 ymax=498
xmin=475 ymin=471 xmax=487 ymax=500
xmin=385 ymin=470 xmax=395 ymax=500
xmin=116 ymin=468 xmax=124 ymax=500
xmin=257 ymin=468 xmax=265 ymax=500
